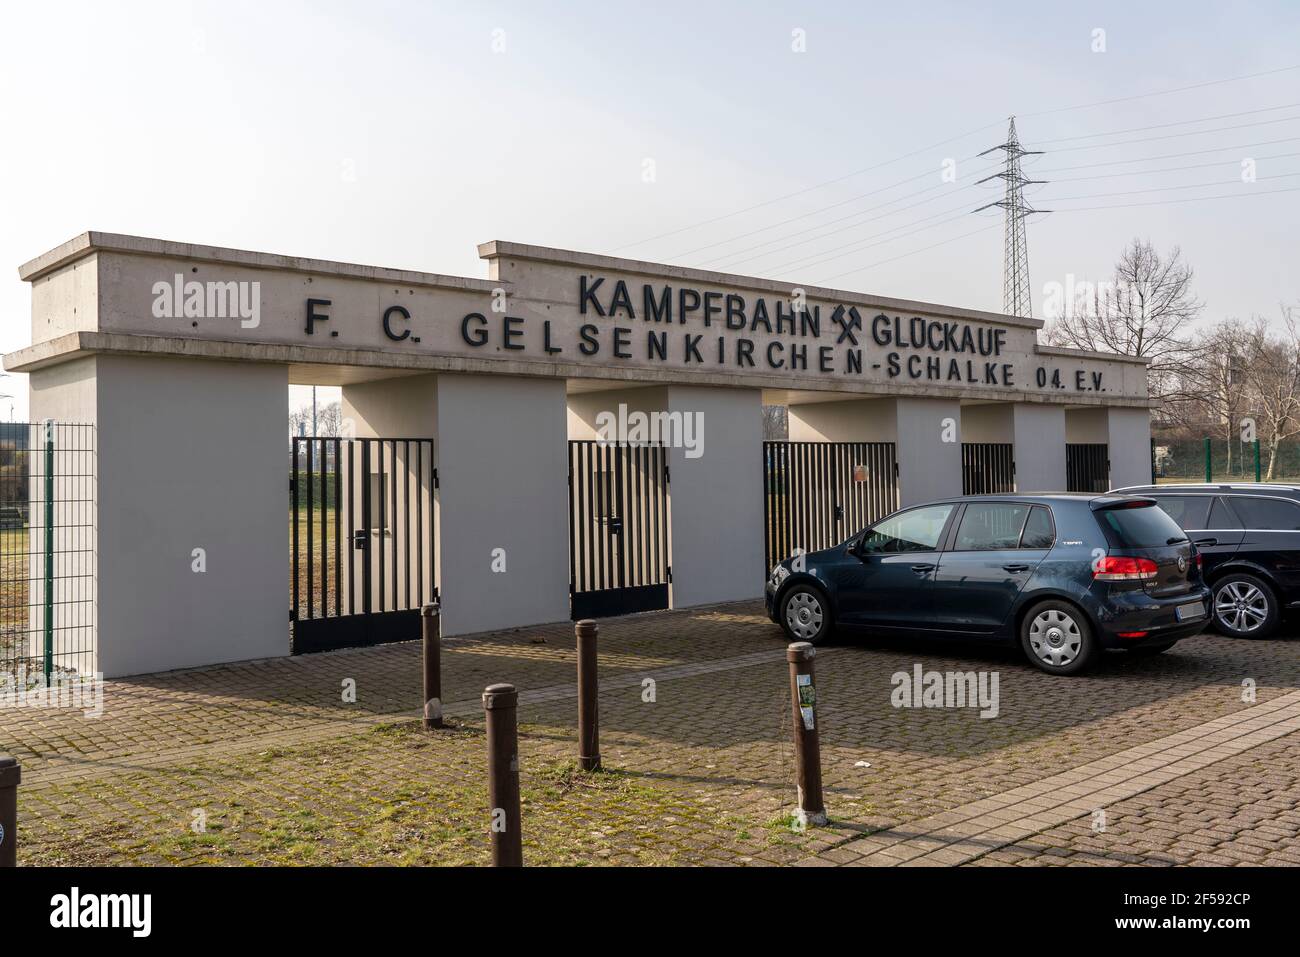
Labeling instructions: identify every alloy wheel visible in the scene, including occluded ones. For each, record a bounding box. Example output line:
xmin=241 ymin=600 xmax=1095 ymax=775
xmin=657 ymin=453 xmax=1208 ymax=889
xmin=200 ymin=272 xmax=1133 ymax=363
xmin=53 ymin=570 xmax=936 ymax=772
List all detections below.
xmin=1028 ymin=608 xmax=1082 ymax=668
xmin=1214 ymin=581 xmax=1269 ymax=634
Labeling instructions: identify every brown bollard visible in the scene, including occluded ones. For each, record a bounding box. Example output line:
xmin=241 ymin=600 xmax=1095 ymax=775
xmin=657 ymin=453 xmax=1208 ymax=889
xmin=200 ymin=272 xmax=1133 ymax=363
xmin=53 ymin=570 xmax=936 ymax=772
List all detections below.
xmin=786 ymin=642 xmax=827 ymax=827
xmin=576 ymin=619 xmax=601 ymax=772
xmin=483 ymin=683 xmax=523 ymax=866
xmin=0 ymin=754 xmax=19 ymax=867
xmin=421 ymin=600 xmax=443 ymax=730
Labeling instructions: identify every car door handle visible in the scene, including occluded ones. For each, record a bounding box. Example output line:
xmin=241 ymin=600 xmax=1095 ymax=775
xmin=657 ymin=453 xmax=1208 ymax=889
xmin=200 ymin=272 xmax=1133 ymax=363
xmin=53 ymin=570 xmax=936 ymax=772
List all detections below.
xmin=1001 ymin=563 xmax=1029 ymax=573
xmin=910 ymin=563 xmax=935 ymax=573
xmin=1193 ymin=538 xmax=1218 ymax=547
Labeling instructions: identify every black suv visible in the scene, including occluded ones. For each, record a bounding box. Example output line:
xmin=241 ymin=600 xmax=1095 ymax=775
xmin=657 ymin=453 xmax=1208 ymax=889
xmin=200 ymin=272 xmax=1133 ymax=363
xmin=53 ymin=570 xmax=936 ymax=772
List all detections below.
xmin=765 ymin=493 xmax=1210 ymax=675
xmin=1115 ymin=483 xmax=1300 ymax=639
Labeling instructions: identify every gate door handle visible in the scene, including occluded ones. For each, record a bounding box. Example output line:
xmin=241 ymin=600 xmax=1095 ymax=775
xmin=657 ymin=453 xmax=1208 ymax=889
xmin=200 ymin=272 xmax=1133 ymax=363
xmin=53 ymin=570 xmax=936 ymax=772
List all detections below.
xmin=352 ymin=530 xmax=369 ymax=550
xmin=1002 ymin=563 xmax=1029 ymax=573
xmin=609 ymin=517 xmax=623 ymax=534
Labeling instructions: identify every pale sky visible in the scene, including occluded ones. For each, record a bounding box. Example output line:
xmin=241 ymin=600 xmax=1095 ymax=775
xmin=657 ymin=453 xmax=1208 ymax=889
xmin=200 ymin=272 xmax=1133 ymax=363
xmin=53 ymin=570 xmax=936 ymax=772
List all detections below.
xmin=2 ymin=0 xmax=1297 ymax=421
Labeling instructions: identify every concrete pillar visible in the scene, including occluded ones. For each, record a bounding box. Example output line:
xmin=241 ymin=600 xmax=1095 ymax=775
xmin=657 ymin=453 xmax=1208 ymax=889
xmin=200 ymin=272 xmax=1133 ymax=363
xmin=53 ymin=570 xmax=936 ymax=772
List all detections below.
xmin=30 ymin=355 xmax=289 ymax=677
xmin=1105 ymin=406 xmax=1152 ymax=489
xmin=436 ymin=374 xmax=569 ymax=634
xmin=894 ymin=398 xmax=963 ymax=505
xmin=664 ymin=386 xmax=765 ymax=606
xmin=1011 ymin=404 xmax=1067 ymax=492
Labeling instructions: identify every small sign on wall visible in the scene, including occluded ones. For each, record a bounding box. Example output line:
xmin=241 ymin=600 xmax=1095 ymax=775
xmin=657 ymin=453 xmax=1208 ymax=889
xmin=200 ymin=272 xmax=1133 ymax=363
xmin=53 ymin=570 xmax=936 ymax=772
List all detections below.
xmin=852 ymin=464 xmax=868 ymax=483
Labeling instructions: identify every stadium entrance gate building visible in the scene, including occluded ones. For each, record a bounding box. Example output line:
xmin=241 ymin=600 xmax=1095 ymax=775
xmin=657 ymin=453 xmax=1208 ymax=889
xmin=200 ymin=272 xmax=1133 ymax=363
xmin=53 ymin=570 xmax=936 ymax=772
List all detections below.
xmin=5 ymin=233 xmax=1151 ymax=677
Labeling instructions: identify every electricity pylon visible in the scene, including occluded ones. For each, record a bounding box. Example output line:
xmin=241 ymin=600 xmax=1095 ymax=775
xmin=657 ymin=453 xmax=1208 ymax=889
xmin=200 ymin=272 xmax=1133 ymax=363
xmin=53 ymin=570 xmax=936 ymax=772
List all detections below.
xmin=974 ymin=117 xmax=1049 ymax=319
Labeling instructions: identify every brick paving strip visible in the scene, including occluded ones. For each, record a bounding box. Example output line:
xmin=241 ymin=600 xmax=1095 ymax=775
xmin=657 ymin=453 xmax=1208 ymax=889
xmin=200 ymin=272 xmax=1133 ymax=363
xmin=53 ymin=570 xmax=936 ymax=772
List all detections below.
xmin=22 ymin=646 xmax=809 ymax=790
xmin=807 ymin=688 xmax=1300 ymax=867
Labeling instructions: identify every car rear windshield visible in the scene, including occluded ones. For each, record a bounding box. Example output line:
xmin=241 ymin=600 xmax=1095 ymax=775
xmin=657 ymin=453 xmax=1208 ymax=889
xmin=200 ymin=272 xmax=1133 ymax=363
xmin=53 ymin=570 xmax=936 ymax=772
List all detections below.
xmin=1096 ymin=502 xmax=1189 ymax=548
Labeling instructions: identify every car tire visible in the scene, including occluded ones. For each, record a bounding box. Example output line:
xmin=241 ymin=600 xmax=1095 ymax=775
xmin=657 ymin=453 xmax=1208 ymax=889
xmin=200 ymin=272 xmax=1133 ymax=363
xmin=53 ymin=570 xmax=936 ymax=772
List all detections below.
xmin=1019 ymin=600 xmax=1097 ymax=676
xmin=1211 ymin=573 xmax=1279 ymax=639
xmin=779 ymin=584 xmax=833 ymax=646
xmin=1126 ymin=640 xmax=1177 ymax=656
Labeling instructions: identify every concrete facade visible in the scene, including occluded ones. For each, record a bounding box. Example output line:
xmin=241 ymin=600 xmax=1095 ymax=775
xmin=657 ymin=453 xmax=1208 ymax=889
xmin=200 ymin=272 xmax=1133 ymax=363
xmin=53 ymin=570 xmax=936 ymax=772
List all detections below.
xmin=6 ymin=232 xmax=1154 ymax=676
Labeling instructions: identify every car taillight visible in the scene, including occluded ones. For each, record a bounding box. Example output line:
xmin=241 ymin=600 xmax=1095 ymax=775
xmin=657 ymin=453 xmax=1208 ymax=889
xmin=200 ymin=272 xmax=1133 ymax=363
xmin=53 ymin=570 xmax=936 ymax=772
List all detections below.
xmin=1093 ymin=555 xmax=1159 ymax=581
xmin=1196 ymin=553 xmax=1203 ymax=572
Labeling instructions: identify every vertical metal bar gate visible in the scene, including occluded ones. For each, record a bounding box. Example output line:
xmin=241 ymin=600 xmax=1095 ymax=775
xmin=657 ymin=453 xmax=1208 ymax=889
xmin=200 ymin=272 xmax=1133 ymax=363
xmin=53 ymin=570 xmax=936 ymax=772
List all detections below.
xmin=568 ymin=440 xmax=670 ymax=619
xmin=1066 ymin=443 xmax=1110 ymax=493
xmin=961 ymin=443 xmax=1015 ymax=495
xmin=290 ymin=436 xmax=436 ymax=653
xmin=763 ymin=441 xmax=899 ymax=571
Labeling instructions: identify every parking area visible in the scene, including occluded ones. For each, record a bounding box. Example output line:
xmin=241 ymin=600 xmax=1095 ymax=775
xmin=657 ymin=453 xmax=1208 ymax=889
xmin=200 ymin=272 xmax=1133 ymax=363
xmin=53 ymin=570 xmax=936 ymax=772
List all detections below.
xmin=3 ymin=602 xmax=1299 ymax=866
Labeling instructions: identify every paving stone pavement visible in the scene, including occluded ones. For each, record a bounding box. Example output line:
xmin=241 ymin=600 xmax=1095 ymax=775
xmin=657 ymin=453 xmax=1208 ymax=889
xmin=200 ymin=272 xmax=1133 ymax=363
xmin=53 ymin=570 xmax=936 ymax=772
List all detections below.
xmin=3 ymin=600 xmax=1299 ymax=865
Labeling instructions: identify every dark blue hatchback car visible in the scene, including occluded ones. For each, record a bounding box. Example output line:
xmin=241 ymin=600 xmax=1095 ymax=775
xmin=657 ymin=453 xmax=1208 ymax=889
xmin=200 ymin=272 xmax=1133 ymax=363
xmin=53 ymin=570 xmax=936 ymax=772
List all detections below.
xmin=764 ymin=493 xmax=1212 ymax=675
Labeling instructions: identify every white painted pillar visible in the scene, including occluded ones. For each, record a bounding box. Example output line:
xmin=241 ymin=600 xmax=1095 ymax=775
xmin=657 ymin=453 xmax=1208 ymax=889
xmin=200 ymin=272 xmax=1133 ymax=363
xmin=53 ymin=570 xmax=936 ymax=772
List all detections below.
xmin=1012 ymin=404 xmax=1067 ymax=492
xmin=30 ymin=355 xmax=289 ymax=677
xmin=664 ymin=386 xmax=765 ymax=606
xmin=434 ymin=374 xmax=570 ymax=635
xmin=893 ymin=398 xmax=963 ymax=506
xmin=1105 ymin=406 xmax=1153 ymax=489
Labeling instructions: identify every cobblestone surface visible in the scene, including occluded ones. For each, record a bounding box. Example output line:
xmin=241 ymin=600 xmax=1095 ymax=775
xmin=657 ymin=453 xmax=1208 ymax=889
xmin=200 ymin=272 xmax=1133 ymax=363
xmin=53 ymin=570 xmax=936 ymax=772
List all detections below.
xmin=3 ymin=601 xmax=1298 ymax=865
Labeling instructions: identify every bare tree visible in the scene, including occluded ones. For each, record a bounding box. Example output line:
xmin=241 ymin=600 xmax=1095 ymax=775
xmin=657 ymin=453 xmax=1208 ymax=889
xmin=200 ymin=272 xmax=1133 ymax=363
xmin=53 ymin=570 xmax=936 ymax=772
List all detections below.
xmin=1044 ymin=238 xmax=1202 ymax=405
xmin=1186 ymin=320 xmax=1253 ymax=475
xmin=289 ymin=400 xmax=343 ymax=437
xmin=1241 ymin=311 xmax=1300 ymax=480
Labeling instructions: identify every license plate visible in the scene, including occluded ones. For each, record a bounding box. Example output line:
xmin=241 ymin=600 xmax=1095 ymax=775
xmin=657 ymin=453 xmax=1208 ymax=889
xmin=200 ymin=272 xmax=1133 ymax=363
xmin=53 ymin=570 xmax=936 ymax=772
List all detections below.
xmin=1175 ymin=601 xmax=1206 ymax=622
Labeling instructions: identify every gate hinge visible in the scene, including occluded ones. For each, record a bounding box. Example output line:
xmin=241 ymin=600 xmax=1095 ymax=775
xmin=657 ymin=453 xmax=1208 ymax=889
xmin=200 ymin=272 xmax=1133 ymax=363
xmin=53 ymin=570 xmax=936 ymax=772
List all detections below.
xmin=432 ymin=468 xmax=440 ymax=489
xmin=664 ymin=465 xmax=671 ymax=484
xmin=289 ymin=477 xmax=296 ymax=493
xmin=667 ymin=565 xmax=673 ymax=583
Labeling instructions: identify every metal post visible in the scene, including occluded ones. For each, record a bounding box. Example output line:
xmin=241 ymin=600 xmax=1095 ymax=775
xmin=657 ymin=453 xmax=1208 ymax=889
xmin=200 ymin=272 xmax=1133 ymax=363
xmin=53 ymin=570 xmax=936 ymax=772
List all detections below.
xmin=42 ymin=420 xmax=54 ymax=686
xmin=421 ymin=599 xmax=442 ymax=730
xmin=787 ymin=642 xmax=826 ymax=826
xmin=576 ymin=619 xmax=600 ymax=771
xmin=0 ymin=755 xmax=19 ymax=867
xmin=1254 ymin=439 xmax=1262 ymax=483
xmin=483 ymin=683 xmax=522 ymax=866
xmin=1204 ymin=436 xmax=1212 ymax=483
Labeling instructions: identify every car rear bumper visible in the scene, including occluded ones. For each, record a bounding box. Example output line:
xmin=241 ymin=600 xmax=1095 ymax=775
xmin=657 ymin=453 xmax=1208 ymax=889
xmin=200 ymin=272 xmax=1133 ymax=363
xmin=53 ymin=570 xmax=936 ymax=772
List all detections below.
xmin=1092 ymin=585 xmax=1212 ymax=648
xmin=764 ymin=582 xmax=778 ymax=621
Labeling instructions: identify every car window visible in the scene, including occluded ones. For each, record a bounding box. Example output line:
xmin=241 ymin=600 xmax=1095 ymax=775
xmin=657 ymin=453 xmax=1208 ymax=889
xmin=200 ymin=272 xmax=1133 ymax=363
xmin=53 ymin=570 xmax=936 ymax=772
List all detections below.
xmin=1208 ymin=497 xmax=1241 ymax=529
xmin=1097 ymin=502 xmax=1189 ymax=547
xmin=1020 ymin=506 xmax=1055 ymax=549
xmin=860 ymin=504 xmax=954 ymax=554
xmin=1151 ymin=495 xmax=1212 ymax=530
xmin=953 ymin=503 xmax=1030 ymax=551
xmin=1228 ymin=495 xmax=1300 ymax=530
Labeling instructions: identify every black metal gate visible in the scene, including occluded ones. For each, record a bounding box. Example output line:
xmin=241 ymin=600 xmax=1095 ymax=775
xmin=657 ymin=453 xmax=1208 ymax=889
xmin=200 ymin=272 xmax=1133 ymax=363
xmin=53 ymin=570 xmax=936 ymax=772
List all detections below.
xmin=962 ymin=443 xmax=1015 ymax=495
xmin=763 ymin=441 xmax=899 ymax=570
xmin=568 ymin=440 xmax=670 ymax=620
xmin=1067 ymin=443 xmax=1110 ymax=492
xmin=291 ymin=436 xmax=436 ymax=653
